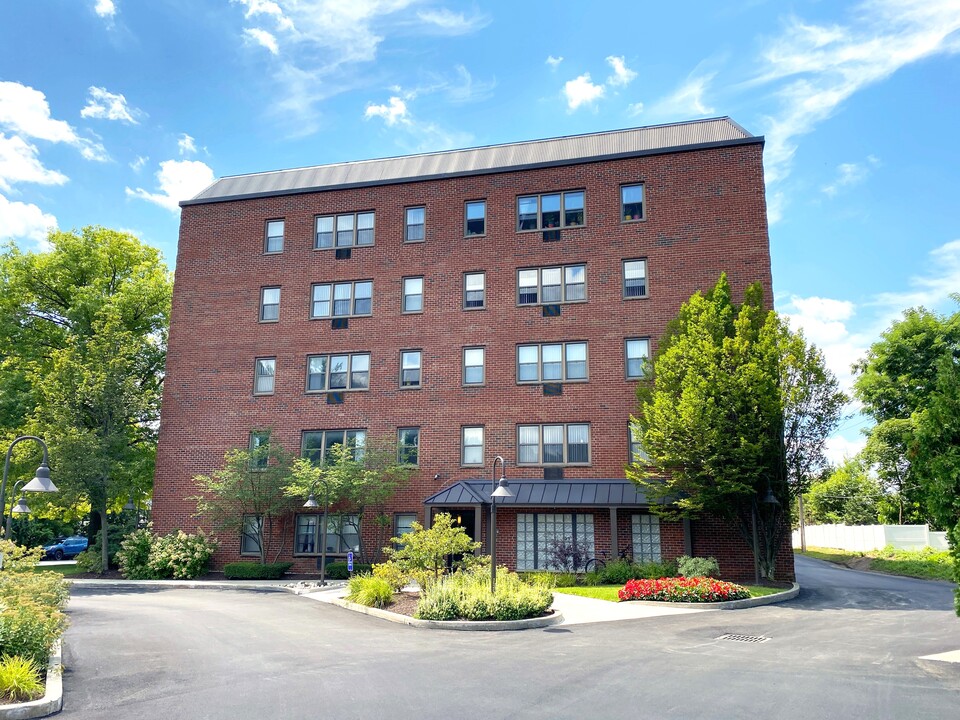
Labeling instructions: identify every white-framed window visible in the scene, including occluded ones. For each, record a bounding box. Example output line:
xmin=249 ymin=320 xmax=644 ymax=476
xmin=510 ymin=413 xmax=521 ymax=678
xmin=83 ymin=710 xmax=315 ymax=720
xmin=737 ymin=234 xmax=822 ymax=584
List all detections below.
xmin=398 ymin=427 xmax=420 ymax=465
xmin=301 ymin=429 xmax=366 ymax=464
xmin=402 ymin=276 xmax=424 ymax=313
xmin=294 ymin=514 xmax=360 ymax=555
xmin=623 ymin=260 xmax=647 ymax=299
xmin=306 ymin=353 xmax=370 ymax=392
xmin=517 ymin=190 xmax=585 ymax=231
xmin=621 ymin=184 xmax=645 ymax=222
xmin=400 ymin=350 xmax=422 ymax=388
xmin=632 ymin=514 xmax=661 ymax=561
xmin=310 ymin=281 xmax=373 ymax=318
xmin=315 ymin=212 xmax=375 ymax=249
xmin=265 ymin=220 xmax=284 ymax=254
xmin=463 ymin=347 xmax=485 ymax=386
xmin=405 ymin=207 xmax=425 ymax=242
xmin=517 ymin=264 xmax=586 ymax=305
xmin=516 ymin=513 xmax=595 ymax=571
xmin=241 ymin=514 xmax=262 ymax=555
xmin=464 ymin=272 xmax=485 ymax=309
xmin=517 ymin=342 xmax=587 ymax=383
xmin=625 ymin=338 xmax=650 ymax=379
xmin=629 ymin=421 xmax=650 ymax=463
xmin=254 ymin=357 xmax=275 ymax=395
xmin=260 ymin=287 xmax=280 ymax=322
xmin=465 ymin=200 xmax=486 ymax=237
xmin=249 ymin=430 xmax=270 ymax=470
xmin=462 ymin=426 xmax=484 ymax=466
xmin=394 ymin=513 xmax=417 ymax=540
xmin=517 ymin=423 xmax=590 ymax=465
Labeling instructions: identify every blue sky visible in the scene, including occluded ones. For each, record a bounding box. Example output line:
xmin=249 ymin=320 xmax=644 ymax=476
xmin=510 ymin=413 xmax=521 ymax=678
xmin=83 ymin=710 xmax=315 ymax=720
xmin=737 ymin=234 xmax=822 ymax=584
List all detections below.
xmin=2 ymin=0 xmax=959 ymax=461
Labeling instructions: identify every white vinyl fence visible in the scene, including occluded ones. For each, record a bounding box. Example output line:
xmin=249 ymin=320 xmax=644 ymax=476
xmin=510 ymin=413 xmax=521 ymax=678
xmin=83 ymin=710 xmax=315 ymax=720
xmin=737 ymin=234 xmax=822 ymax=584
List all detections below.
xmin=792 ymin=524 xmax=949 ymax=552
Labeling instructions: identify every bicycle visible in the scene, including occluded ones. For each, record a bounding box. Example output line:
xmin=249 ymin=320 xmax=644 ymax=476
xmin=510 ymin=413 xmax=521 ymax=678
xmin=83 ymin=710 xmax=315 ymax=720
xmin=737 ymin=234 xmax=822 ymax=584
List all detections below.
xmin=583 ymin=551 xmax=608 ymax=574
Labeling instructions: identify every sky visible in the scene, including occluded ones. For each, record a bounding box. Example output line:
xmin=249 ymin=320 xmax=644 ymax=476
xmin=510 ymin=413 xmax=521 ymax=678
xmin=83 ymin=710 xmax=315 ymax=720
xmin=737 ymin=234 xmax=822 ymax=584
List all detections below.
xmin=1 ymin=0 xmax=959 ymax=463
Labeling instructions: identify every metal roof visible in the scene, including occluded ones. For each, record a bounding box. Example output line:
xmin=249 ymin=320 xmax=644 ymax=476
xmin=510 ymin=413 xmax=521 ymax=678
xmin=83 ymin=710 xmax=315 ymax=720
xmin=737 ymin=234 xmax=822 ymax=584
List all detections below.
xmin=423 ymin=479 xmax=654 ymax=508
xmin=183 ymin=117 xmax=757 ymax=206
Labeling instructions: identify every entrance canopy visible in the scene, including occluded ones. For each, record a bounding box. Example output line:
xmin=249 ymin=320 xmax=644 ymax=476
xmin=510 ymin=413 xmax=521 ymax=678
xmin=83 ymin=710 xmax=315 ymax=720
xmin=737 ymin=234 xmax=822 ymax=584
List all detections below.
xmin=423 ymin=478 xmax=653 ymax=508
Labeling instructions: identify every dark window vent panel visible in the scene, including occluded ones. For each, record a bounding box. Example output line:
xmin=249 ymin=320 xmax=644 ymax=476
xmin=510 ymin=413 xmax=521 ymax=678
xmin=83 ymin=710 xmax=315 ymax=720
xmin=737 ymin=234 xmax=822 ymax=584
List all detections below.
xmin=335 ymin=248 xmax=352 ymax=260
xmin=542 ymin=304 xmax=561 ymax=317
xmin=543 ymin=467 xmax=564 ymax=480
xmin=332 ymin=318 xmax=348 ymax=330
xmin=326 ymin=392 xmax=344 ymax=405
xmin=543 ymin=230 xmax=561 ymax=242
xmin=543 ymin=383 xmax=563 ymax=396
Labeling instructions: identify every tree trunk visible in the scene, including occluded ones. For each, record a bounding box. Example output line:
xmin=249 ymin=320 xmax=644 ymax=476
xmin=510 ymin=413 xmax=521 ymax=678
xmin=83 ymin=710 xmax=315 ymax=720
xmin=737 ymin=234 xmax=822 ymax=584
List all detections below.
xmin=99 ymin=508 xmax=110 ymax=573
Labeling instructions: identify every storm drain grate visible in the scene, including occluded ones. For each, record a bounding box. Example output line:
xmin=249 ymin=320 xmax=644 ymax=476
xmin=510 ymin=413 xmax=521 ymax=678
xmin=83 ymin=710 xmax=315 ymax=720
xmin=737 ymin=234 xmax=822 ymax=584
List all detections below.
xmin=717 ymin=634 xmax=770 ymax=644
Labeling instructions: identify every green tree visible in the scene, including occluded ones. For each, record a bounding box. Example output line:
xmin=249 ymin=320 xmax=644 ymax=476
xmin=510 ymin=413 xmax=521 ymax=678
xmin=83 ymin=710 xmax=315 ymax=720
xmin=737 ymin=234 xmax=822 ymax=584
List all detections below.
xmin=861 ymin=418 xmax=925 ymax=525
xmin=385 ymin=512 xmax=481 ymax=587
xmin=628 ymin=274 xmax=844 ymax=579
xmin=804 ymin=458 xmax=883 ymax=525
xmin=0 ymin=228 xmax=171 ymax=571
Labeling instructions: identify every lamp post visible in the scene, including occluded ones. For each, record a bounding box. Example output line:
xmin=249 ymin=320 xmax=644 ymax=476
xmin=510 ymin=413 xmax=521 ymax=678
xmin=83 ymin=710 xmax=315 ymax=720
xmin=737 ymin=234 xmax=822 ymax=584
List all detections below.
xmin=489 ymin=456 xmax=513 ymax=594
xmin=751 ymin=484 xmax=781 ymax=585
xmin=1 ymin=436 xmax=57 ymax=538
xmin=303 ymin=486 xmax=330 ymax=586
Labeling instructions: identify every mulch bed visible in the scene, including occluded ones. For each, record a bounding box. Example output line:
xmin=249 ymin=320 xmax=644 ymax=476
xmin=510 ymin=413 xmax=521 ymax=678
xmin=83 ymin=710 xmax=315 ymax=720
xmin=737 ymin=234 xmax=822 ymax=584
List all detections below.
xmin=383 ymin=591 xmax=420 ymax=617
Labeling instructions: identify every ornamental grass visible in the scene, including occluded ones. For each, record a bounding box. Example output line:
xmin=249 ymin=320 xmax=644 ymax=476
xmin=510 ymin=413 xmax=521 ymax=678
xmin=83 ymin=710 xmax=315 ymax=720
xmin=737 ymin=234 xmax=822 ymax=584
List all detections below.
xmin=618 ymin=576 xmax=750 ymax=603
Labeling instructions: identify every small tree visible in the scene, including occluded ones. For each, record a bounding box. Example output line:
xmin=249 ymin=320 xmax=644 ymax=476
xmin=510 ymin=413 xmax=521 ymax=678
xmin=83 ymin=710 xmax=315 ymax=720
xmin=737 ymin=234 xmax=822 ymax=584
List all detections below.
xmin=804 ymin=458 xmax=883 ymax=526
xmin=191 ymin=437 xmax=293 ymax=564
xmin=385 ymin=512 xmax=481 ymax=587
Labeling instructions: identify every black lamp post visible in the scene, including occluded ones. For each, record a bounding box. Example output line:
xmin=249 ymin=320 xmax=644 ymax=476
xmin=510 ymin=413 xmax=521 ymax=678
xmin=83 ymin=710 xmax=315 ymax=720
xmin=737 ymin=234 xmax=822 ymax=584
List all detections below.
xmin=489 ymin=455 xmax=513 ymax=594
xmin=752 ymin=483 xmax=781 ymax=584
xmin=303 ymin=487 xmax=330 ymax=586
xmin=1 ymin=436 xmax=57 ymax=538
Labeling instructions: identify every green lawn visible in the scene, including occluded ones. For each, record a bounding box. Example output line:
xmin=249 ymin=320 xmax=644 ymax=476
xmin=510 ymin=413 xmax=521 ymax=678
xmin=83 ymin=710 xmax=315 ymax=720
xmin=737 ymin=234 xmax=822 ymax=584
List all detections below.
xmin=554 ymin=583 xmax=785 ymax=602
xmin=797 ymin=546 xmax=954 ymax=582
xmin=33 ymin=563 xmax=83 ymax=577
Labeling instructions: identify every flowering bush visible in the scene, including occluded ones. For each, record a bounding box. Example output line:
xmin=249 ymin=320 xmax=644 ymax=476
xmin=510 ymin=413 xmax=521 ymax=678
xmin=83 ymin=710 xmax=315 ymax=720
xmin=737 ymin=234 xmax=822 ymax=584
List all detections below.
xmin=146 ymin=530 xmax=217 ymax=579
xmin=618 ymin=576 xmax=750 ymax=603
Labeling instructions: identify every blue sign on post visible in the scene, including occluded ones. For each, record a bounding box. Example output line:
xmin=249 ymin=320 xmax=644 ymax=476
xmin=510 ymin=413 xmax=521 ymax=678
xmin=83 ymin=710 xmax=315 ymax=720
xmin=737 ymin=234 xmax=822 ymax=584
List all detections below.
xmin=347 ymin=551 xmax=354 ymax=573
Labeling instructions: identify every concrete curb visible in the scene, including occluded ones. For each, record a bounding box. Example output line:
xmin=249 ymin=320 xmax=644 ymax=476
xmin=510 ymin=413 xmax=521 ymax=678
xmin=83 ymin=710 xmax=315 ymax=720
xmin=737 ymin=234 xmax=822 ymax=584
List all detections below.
xmin=617 ymin=582 xmax=800 ymax=610
xmin=331 ymin=597 xmax=564 ymax=631
xmin=0 ymin=640 xmax=62 ymax=720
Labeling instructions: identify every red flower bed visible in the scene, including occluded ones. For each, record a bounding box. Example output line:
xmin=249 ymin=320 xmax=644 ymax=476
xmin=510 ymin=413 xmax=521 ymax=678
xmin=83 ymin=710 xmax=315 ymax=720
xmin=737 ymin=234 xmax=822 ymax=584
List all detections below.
xmin=618 ymin=576 xmax=750 ymax=603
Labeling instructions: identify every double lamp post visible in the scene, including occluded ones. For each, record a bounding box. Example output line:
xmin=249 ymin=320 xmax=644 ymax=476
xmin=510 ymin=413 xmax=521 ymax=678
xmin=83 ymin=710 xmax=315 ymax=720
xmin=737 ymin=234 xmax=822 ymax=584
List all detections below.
xmin=1 ymin=435 xmax=58 ymax=539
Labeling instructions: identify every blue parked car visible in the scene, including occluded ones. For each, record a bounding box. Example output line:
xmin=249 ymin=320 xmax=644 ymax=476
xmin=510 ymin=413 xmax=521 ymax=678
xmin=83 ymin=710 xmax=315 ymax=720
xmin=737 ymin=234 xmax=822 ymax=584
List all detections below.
xmin=43 ymin=536 xmax=88 ymax=560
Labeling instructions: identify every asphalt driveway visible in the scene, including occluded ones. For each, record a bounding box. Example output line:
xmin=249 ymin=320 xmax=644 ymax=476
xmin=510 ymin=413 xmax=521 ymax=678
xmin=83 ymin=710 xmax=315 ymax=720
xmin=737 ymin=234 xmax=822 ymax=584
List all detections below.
xmin=59 ymin=556 xmax=960 ymax=719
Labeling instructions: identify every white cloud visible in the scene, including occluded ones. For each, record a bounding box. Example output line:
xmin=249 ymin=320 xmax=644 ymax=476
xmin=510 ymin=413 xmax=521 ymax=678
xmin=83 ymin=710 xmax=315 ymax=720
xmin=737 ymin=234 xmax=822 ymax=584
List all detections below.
xmin=0 ymin=134 xmax=69 ymax=192
xmin=130 ymin=155 xmax=148 ymax=172
xmin=606 ymin=55 xmax=637 ymax=87
xmin=627 ymin=102 xmax=644 ymax=116
xmin=243 ymin=27 xmax=279 ymax=54
xmin=364 ymin=96 xmax=409 ymax=126
xmin=766 ymin=190 xmax=785 ymax=224
xmin=755 ymin=0 xmax=960 ymax=185
xmin=871 ymin=238 xmax=960 ymax=312
xmin=563 ymin=73 xmax=605 ymax=111
xmin=126 ymin=159 xmax=215 ymax=213
xmin=178 ymin=133 xmax=197 ymax=156
xmin=80 ymin=86 xmax=140 ymax=124
xmin=417 ymin=8 xmax=491 ymax=34
xmin=546 ymin=55 xmax=563 ymax=69
xmin=646 ymin=73 xmax=716 ymax=120
xmin=94 ymin=0 xmax=116 ymax=19
xmin=362 ymin=94 xmax=471 ymax=152
xmin=824 ymin=435 xmax=868 ymax=466
xmin=0 ymin=193 xmax=57 ymax=245
xmin=233 ymin=0 xmax=295 ymax=31
xmin=822 ymin=155 xmax=880 ymax=196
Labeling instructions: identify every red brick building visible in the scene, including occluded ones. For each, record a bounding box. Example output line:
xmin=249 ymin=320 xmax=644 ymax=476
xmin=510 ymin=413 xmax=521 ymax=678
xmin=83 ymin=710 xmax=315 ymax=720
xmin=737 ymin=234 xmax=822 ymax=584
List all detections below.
xmin=152 ymin=117 xmax=795 ymax=583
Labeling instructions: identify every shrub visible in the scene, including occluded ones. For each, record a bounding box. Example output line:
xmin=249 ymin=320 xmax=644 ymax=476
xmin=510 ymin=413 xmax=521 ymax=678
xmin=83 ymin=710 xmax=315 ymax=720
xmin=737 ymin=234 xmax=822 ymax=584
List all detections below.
xmin=633 ymin=558 xmax=678 ymax=579
xmin=0 ymin=600 xmax=66 ymax=667
xmin=147 ymin=530 xmax=217 ymax=579
xmin=545 ymin=537 xmax=593 ymax=572
xmin=222 ymin=562 xmax=293 ymax=580
xmin=346 ymin=574 xmax=394 ymax=608
xmin=116 ymin=528 xmax=155 ymax=579
xmin=414 ymin=568 xmax=552 ymax=621
xmin=676 ymin=556 xmax=720 ymax=579
xmin=950 ymin=522 xmax=960 ymax=616
xmin=324 ymin=561 xmax=373 ymax=579
xmin=0 ymin=654 xmax=44 ymax=703
xmin=599 ymin=559 xmax=637 ymax=585
xmin=0 ymin=541 xmax=43 ymax=573
xmin=372 ymin=561 xmax=407 ymax=591
xmin=0 ymin=572 xmax=71 ymax=612
xmin=385 ymin=513 xmax=481 ymax=587
xmin=619 ymin=576 xmax=750 ymax=603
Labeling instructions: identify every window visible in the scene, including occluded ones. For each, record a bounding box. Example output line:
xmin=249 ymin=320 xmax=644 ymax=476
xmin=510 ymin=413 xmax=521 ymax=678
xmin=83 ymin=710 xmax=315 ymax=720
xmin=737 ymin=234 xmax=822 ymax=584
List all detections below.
xmin=265 ymin=220 xmax=284 ymax=253
xmin=629 ymin=422 xmax=650 ymax=463
xmin=463 ymin=347 xmax=485 ymax=385
xmin=249 ymin=431 xmax=270 ymax=469
xmin=402 ymin=276 xmax=423 ymax=313
xmin=462 ymin=426 xmax=484 ymax=466
xmin=310 ymin=281 xmax=373 ymax=318
xmin=400 ymin=350 xmax=421 ymax=388
xmin=398 ymin=427 xmax=420 ymax=465
xmin=241 ymin=515 xmax=262 ymax=555
xmin=259 ymin=287 xmax=280 ymax=322
xmin=294 ymin=514 xmax=360 ymax=555
xmin=625 ymin=338 xmax=650 ymax=379
xmin=517 ymin=423 xmax=590 ymax=465
xmin=306 ymin=353 xmax=370 ymax=392
xmin=623 ymin=260 xmax=647 ymax=299
xmin=465 ymin=200 xmax=486 ymax=236
xmin=517 ymin=513 xmax=595 ymax=571
xmin=254 ymin=357 xmax=275 ymax=395
xmin=405 ymin=207 xmax=425 ymax=242
xmin=621 ymin=184 xmax=645 ymax=221
xmin=301 ymin=430 xmax=366 ymax=464
xmin=517 ymin=191 xmax=585 ymax=231
xmin=395 ymin=513 xmax=417 ymax=539
xmin=463 ymin=272 xmax=485 ymax=309
xmin=517 ymin=342 xmax=587 ymax=383
xmin=632 ymin=514 xmax=661 ymax=561
xmin=517 ymin=264 xmax=586 ymax=305
xmin=314 ymin=211 xmax=375 ymax=249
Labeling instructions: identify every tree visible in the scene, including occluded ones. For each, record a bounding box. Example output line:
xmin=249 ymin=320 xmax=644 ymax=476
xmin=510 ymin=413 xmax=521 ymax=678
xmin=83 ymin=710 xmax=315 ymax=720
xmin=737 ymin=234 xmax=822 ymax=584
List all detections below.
xmin=385 ymin=512 xmax=481 ymax=587
xmin=628 ymin=274 xmax=844 ymax=580
xmin=191 ymin=439 xmax=294 ymax=564
xmin=804 ymin=458 xmax=883 ymax=525
xmin=0 ymin=228 xmax=171 ymax=571
xmin=861 ymin=418 xmax=925 ymax=525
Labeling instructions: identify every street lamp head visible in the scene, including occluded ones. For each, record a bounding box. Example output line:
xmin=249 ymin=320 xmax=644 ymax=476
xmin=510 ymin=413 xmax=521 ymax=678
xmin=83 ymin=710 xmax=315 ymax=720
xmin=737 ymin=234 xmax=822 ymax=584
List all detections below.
xmin=123 ymin=495 xmax=136 ymax=512
xmin=22 ymin=461 xmax=57 ymax=493
xmin=12 ymin=496 xmax=30 ymax=515
xmin=303 ymin=492 xmax=320 ymax=509
xmin=761 ymin=488 xmax=780 ymax=506
xmin=491 ymin=477 xmax=513 ymax=499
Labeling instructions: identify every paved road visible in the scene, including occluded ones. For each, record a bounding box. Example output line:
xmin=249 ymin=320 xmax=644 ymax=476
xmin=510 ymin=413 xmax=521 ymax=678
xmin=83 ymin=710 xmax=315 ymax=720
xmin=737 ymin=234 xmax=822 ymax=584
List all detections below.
xmin=60 ymin=557 xmax=960 ymax=719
